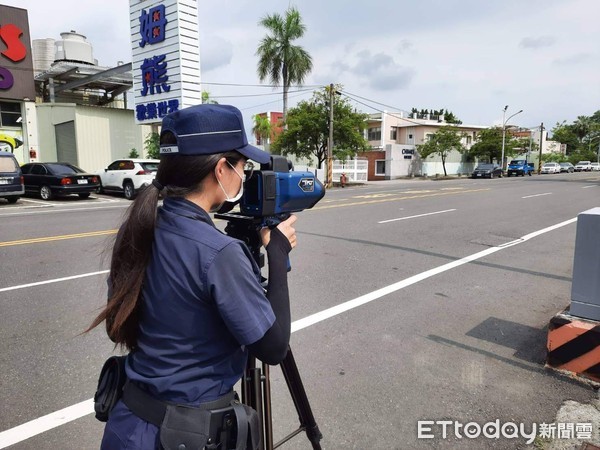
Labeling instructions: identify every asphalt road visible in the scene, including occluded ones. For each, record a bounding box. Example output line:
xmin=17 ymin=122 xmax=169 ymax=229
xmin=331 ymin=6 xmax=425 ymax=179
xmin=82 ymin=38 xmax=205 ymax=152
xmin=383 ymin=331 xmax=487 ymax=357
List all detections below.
xmin=1 ymin=171 xmax=599 ymax=449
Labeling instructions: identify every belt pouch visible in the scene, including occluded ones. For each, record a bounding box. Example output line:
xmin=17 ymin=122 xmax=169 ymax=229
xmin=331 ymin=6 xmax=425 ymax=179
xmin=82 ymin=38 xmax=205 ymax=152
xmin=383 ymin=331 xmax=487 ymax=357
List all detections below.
xmin=94 ymin=355 xmax=127 ymax=422
xmin=159 ymin=404 xmax=211 ymax=450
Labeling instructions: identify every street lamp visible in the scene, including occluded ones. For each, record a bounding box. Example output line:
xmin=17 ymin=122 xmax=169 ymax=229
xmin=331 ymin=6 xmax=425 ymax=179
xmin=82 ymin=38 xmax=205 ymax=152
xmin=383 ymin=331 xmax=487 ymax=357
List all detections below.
xmin=501 ymin=106 xmax=523 ymax=171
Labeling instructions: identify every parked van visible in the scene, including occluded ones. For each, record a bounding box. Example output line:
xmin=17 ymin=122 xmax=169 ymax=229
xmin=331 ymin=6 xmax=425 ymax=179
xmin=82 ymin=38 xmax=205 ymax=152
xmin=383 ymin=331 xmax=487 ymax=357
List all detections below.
xmin=0 ymin=151 xmax=24 ymax=203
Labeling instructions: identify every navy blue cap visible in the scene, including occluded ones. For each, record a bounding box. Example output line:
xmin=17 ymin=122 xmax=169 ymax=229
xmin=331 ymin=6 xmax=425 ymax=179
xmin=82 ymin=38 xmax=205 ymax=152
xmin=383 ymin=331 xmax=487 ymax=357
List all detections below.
xmin=159 ymin=104 xmax=271 ymax=164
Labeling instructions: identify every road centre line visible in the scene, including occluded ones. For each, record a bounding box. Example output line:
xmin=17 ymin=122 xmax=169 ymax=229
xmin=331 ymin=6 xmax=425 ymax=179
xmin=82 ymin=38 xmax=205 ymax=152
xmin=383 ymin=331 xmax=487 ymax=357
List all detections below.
xmin=313 ymin=188 xmax=489 ymax=210
xmin=0 ymin=216 xmax=579 ymax=448
xmin=522 ymin=192 xmax=552 ymax=199
xmin=0 ymin=230 xmax=118 ymax=248
xmin=378 ymin=209 xmax=456 ymax=224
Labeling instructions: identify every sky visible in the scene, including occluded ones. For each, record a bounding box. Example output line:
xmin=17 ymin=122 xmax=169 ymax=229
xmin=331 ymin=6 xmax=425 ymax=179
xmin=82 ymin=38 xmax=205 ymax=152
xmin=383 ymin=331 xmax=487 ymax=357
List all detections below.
xmin=3 ymin=0 xmax=600 ymax=136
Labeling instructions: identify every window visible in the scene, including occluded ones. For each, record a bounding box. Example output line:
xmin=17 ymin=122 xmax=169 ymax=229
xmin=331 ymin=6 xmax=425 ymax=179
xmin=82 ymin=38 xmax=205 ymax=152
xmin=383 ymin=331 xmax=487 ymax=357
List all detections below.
xmin=375 ymin=160 xmax=386 ymax=176
xmin=368 ymin=127 xmax=381 ymax=141
xmin=466 ymin=135 xmax=472 ymax=145
xmin=425 ymin=134 xmax=434 ymax=142
xmin=107 ymin=161 xmax=122 ymax=171
xmin=408 ymin=134 xmax=413 ymax=139
xmin=390 ymin=127 xmax=397 ymax=140
xmin=31 ymin=164 xmax=47 ymax=175
xmin=0 ymin=156 xmax=18 ymax=172
xmin=0 ymin=101 xmax=21 ymax=127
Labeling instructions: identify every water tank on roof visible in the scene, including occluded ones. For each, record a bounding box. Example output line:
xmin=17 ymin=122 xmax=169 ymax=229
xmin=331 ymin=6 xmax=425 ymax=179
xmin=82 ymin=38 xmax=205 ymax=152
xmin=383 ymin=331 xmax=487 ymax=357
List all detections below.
xmin=32 ymin=38 xmax=55 ymax=75
xmin=54 ymin=31 xmax=96 ymax=65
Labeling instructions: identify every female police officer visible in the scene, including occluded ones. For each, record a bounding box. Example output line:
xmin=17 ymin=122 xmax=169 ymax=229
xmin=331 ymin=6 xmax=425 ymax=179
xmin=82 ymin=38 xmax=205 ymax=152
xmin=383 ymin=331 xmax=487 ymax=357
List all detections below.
xmin=88 ymin=104 xmax=296 ymax=449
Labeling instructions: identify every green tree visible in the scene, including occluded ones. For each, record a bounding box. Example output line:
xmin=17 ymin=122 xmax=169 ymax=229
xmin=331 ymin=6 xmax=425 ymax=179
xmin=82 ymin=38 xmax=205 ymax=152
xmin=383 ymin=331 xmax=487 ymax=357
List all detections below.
xmin=128 ymin=148 xmax=139 ymax=158
xmin=416 ymin=126 xmax=465 ymax=176
xmin=272 ymin=86 xmax=368 ymax=168
xmin=201 ymin=90 xmax=218 ymax=104
xmin=551 ymin=121 xmax=580 ymax=154
xmin=468 ymin=127 xmax=517 ymax=164
xmin=256 ymin=6 xmax=313 ymax=122
xmin=253 ymin=114 xmax=272 ymax=150
xmin=145 ymin=132 xmax=160 ymax=159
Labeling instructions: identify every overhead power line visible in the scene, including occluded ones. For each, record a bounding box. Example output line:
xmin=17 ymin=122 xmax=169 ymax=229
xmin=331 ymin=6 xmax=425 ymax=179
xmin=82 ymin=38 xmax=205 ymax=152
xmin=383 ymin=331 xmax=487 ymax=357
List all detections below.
xmin=202 ymin=81 xmax=325 ymax=89
xmin=340 ymin=91 xmax=426 ymax=127
xmin=211 ymin=88 xmax=316 ymax=99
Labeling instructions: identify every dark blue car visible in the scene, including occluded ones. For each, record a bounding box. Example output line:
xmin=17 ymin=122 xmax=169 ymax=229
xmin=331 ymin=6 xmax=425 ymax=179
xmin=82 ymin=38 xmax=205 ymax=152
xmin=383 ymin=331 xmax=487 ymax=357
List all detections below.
xmin=0 ymin=151 xmax=24 ymax=204
xmin=21 ymin=162 xmax=100 ymax=200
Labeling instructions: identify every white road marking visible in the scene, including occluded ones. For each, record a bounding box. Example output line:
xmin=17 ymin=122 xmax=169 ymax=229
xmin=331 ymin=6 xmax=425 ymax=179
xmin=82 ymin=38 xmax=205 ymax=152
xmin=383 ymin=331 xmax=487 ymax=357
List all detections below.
xmin=0 ymin=271 xmax=109 ymax=293
xmin=582 ymin=185 xmax=597 ymax=189
xmin=0 ymin=216 xmax=579 ymax=448
xmin=0 ymin=205 xmax=129 ymax=217
xmin=0 ymin=400 xmax=93 ymax=449
xmin=522 ymin=192 xmax=552 ymax=199
xmin=378 ymin=209 xmax=456 ymax=224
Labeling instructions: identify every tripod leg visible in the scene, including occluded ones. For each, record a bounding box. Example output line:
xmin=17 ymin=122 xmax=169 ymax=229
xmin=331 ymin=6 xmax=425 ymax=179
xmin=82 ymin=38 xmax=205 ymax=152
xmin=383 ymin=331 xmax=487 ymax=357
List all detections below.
xmin=243 ymin=356 xmax=266 ymax=449
xmin=279 ymin=347 xmax=323 ymax=450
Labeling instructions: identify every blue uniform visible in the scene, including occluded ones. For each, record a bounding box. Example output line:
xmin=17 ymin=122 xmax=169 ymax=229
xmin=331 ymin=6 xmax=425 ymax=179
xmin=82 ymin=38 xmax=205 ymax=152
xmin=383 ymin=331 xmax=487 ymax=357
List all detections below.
xmin=101 ymin=197 xmax=275 ymax=449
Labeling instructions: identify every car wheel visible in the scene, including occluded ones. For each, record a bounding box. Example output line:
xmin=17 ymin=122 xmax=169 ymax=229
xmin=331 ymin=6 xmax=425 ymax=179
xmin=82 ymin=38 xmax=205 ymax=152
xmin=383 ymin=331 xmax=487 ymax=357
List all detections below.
xmin=79 ymin=193 xmax=91 ymax=199
xmin=97 ymin=180 xmax=104 ymax=194
xmin=7 ymin=196 xmax=19 ymax=204
xmin=123 ymin=181 xmax=135 ymax=200
xmin=490 ymin=173 xmax=494 ymax=179
xmin=40 ymin=185 xmax=53 ymax=200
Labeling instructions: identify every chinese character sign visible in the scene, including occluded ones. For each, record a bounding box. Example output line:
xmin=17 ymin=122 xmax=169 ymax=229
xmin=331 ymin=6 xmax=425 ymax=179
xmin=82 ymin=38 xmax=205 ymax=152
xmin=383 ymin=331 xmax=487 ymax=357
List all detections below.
xmin=130 ymin=0 xmax=201 ymax=124
xmin=141 ymin=54 xmax=170 ymax=96
xmin=139 ymin=5 xmax=167 ymax=47
xmin=0 ymin=6 xmax=35 ymax=100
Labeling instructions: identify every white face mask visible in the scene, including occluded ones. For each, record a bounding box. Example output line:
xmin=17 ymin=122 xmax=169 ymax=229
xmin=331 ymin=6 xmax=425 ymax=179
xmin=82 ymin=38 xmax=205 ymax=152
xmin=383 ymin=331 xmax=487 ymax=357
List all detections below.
xmin=217 ymin=161 xmax=244 ymax=203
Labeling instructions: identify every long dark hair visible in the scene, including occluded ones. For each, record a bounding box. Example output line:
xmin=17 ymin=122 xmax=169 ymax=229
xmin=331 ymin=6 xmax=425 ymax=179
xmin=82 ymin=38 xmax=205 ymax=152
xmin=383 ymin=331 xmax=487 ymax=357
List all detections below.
xmin=87 ymin=131 xmax=243 ymax=349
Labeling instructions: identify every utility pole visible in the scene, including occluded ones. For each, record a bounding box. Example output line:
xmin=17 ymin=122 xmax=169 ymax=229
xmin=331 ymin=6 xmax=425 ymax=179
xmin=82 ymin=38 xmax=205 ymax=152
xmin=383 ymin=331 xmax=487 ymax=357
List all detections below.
xmin=327 ymin=83 xmax=334 ymax=189
xmin=537 ymin=122 xmax=544 ymax=175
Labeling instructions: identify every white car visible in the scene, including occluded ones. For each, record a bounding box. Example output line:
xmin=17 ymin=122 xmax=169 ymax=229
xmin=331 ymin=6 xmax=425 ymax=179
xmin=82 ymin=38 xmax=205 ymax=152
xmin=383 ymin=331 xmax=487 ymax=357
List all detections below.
xmin=541 ymin=162 xmax=561 ymax=174
xmin=590 ymin=162 xmax=600 ymax=171
xmin=98 ymin=159 xmax=159 ymax=200
xmin=574 ymin=161 xmax=592 ymax=172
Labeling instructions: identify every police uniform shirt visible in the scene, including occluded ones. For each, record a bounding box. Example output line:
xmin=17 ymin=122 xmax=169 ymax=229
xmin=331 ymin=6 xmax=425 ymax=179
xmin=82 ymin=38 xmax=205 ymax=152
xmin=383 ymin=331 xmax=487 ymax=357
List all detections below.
xmin=125 ymin=197 xmax=275 ymax=405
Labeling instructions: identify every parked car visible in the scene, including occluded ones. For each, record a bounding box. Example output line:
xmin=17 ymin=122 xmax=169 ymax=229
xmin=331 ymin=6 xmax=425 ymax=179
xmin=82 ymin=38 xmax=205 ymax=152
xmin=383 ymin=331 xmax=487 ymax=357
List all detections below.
xmin=590 ymin=162 xmax=600 ymax=171
xmin=472 ymin=164 xmax=503 ymax=178
xmin=559 ymin=162 xmax=575 ymax=173
xmin=97 ymin=159 xmax=159 ymax=200
xmin=0 ymin=151 xmax=24 ymax=204
xmin=574 ymin=161 xmax=592 ymax=172
xmin=541 ymin=162 xmax=561 ymax=174
xmin=21 ymin=162 xmax=100 ymax=200
xmin=507 ymin=159 xmax=534 ymax=177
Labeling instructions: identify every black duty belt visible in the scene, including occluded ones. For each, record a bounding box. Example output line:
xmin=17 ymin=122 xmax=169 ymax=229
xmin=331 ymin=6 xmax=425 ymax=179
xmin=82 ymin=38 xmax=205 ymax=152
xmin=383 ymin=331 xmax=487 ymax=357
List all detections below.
xmin=122 ymin=381 xmax=257 ymax=450
xmin=122 ymin=381 xmax=234 ymax=427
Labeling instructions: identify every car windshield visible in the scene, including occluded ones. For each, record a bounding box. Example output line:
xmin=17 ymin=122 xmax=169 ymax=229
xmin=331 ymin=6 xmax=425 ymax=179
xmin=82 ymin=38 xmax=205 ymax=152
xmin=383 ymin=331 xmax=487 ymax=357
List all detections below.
xmin=559 ymin=163 xmax=570 ymax=166
xmin=577 ymin=161 xmax=590 ymax=165
xmin=141 ymin=162 xmax=159 ymax=172
xmin=476 ymin=164 xmax=494 ymax=169
xmin=0 ymin=156 xmax=18 ymax=172
xmin=543 ymin=163 xmax=554 ymax=167
xmin=510 ymin=160 xmax=525 ymax=165
xmin=46 ymin=163 xmax=85 ymax=175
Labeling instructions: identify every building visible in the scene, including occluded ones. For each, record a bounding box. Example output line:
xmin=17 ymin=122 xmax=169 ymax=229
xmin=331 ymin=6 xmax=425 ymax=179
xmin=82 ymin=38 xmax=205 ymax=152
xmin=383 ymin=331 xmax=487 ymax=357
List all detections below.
xmin=1 ymin=5 xmax=151 ymax=171
xmin=362 ymin=112 xmax=487 ymax=180
xmin=254 ymin=111 xmax=283 ymax=150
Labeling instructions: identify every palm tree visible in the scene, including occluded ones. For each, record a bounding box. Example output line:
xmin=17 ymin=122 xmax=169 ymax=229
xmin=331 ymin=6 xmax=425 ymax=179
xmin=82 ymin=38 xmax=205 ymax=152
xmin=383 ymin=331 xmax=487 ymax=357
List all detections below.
xmin=256 ymin=7 xmax=313 ymax=124
xmin=253 ymin=114 xmax=272 ymax=150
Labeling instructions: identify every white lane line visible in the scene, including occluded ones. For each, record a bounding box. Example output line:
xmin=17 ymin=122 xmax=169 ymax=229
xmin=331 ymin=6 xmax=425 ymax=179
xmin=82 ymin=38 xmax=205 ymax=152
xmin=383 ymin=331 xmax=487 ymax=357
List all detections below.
xmin=522 ymin=192 xmax=552 ymax=199
xmin=0 ymin=216 xmax=579 ymax=448
xmin=0 ymin=205 xmax=129 ymax=217
xmin=0 ymin=400 xmax=93 ymax=449
xmin=0 ymin=270 xmax=109 ymax=293
xmin=292 ymin=216 xmax=577 ymax=332
xmin=378 ymin=208 xmax=456 ymax=224
xmin=582 ymin=185 xmax=597 ymax=189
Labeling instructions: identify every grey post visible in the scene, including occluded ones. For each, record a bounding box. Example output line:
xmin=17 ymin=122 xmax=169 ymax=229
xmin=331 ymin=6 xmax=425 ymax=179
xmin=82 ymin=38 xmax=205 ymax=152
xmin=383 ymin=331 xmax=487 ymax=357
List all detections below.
xmin=570 ymin=207 xmax=600 ymax=320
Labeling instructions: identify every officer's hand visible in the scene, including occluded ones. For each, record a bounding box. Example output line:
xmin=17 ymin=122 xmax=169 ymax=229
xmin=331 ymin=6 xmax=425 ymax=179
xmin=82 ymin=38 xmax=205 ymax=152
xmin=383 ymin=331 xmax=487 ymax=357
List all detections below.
xmin=261 ymin=215 xmax=297 ymax=249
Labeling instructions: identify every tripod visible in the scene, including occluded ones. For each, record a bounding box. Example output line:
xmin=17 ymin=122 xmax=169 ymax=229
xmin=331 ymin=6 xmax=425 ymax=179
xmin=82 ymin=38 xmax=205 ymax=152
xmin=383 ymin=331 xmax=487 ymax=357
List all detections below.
xmin=216 ymin=213 xmax=323 ymax=450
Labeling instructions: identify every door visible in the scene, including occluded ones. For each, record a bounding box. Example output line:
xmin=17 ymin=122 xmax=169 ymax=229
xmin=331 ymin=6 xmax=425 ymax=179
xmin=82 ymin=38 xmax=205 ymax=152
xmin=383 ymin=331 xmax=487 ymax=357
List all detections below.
xmin=55 ymin=121 xmax=78 ymax=166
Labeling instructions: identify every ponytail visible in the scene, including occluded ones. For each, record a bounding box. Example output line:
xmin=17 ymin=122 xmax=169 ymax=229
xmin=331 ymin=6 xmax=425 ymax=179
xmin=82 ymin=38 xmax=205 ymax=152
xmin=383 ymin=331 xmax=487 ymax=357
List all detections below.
xmin=86 ymin=183 xmax=161 ymax=349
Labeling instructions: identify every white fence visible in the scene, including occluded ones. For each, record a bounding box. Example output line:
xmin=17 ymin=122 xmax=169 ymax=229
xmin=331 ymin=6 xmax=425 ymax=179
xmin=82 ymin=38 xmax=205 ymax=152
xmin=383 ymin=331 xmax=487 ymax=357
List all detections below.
xmin=332 ymin=158 xmax=368 ymax=182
